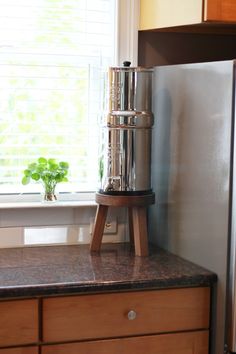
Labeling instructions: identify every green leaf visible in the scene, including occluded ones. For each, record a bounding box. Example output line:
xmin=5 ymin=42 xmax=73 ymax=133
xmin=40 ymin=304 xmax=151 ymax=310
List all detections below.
xmin=48 ymin=158 xmax=56 ymax=165
xmin=44 ymin=171 xmax=51 ymax=177
xmin=31 ymin=173 xmax=40 ymax=181
xmin=55 ymin=173 xmax=63 ymax=182
xmin=49 ymin=163 xmax=58 ymax=171
xmin=36 ymin=165 xmax=45 ymax=173
xmin=22 ymin=176 xmax=30 ymax=185
xmin=59 ymin=161 xmax=69 ymax=169
xmin=28 ymin=163 xmax=37 ymax=171
xmin=38 ymin=157 xmax=47 ymax=164
xmin=23 ymin=169 xmax=31 ymax=177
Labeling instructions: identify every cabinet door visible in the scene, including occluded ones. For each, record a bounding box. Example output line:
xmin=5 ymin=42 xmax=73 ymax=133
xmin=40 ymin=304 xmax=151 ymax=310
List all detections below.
xmin=42 ymin=330 xmax=209 ymax=354
xmin=139 ymin=0 xmax=236 ymax=30
xmin=139 ymin=0 xmax=203 ymax=30
xmin=205 ymin=0 xmax=236 ymax=21
xmin=0 ymin=348 xmax=38 ymax=354
xmin=0 ymin=299 xmax=38 ymax=347
xmin=43 ymin=287 xmax=210 ymax=343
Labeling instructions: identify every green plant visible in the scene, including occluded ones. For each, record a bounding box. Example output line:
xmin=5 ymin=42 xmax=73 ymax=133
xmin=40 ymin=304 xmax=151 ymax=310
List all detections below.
xmin=98 ymin=156 xmax=104 ymax=183
xmin=22 ymin=157 xmax=69 ymax=201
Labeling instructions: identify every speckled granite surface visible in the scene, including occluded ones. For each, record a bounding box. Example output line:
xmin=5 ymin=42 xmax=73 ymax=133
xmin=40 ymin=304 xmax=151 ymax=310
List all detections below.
xmin=0 ymin=243 xmax=217 ymax=299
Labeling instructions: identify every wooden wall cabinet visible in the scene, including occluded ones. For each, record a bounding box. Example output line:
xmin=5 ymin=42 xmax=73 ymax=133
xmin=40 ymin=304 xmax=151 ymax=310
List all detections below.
xmin=139 ymin=0 xmax=236 ymax=30
xmin=206 ymin=0 xmax=236 ymax=22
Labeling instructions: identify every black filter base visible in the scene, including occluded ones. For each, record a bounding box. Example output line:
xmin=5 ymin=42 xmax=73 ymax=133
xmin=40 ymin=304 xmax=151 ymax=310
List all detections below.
xmin=98 ymin=189 xmax=153 ymax=196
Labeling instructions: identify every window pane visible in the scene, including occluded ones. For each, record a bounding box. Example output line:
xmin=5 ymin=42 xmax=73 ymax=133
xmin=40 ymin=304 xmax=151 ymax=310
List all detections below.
xmin=0 ymin=0 xmax=116 ymax=193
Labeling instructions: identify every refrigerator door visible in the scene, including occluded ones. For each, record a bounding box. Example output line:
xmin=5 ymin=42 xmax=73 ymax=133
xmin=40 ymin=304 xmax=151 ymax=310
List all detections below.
xmin=228 ymin=62 xmax=236 ymax=353
xmin=150 ymin=60 xmax=235 ymax=354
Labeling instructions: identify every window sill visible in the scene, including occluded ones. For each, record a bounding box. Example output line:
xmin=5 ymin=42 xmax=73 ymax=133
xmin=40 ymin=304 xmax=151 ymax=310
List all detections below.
xmin=0 ymin=192 xmax=97 ymax=209
xmin=0 ymin=200 xmax=97 ymax=209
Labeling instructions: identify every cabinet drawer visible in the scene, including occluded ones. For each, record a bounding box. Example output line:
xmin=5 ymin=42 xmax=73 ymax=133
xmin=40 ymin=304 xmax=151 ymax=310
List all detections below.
xmin=0 ymin=299 xmax=38 ymax=347
xmin=42 ymin=330 xmax=209 ymax=354
xmin=0 ymin=348 xmax=38 ymax=354
xmin=43 ymin=287 xmax=210 ymax=343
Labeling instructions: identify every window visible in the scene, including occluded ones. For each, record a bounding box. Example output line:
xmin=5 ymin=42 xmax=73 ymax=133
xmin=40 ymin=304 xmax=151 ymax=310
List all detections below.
xmin=0 ymin=0 xmax=138 ymax=199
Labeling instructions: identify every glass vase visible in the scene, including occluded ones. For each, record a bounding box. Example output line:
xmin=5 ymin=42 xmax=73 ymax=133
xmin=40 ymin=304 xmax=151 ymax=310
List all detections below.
xmin=43 ymin=192 xmax=57 ymax=202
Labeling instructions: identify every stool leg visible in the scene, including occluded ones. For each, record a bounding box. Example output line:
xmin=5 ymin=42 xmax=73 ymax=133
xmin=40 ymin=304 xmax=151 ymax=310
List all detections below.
xmin=131 ymin=206 xmax=149 ymax=256
xmin=90 ymin=205 xmax=108 ymax=252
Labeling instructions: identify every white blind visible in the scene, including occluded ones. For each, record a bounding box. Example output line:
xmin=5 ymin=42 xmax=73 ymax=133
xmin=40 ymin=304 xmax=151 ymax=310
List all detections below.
xmin=0 ymin=0 xmax=116 ymax=194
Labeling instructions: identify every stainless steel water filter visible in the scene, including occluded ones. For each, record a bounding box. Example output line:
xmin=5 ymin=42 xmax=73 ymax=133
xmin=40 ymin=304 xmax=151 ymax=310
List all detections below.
xmin=99 ymin=62 xmax=153 ymax=195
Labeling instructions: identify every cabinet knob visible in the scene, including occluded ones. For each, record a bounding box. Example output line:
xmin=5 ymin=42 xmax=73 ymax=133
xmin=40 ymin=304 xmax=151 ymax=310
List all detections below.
xmin=127 ymin=310 xmax=137 ymax=320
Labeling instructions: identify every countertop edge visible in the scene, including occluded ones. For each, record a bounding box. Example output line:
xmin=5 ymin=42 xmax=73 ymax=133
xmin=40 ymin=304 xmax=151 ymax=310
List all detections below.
xmin=0 ymin=274 xmax=217 ymax=299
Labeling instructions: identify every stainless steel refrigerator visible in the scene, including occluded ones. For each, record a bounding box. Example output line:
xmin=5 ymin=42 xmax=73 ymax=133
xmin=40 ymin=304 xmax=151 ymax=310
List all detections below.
xmin=150 ymin=60 xmax=236 ymax=354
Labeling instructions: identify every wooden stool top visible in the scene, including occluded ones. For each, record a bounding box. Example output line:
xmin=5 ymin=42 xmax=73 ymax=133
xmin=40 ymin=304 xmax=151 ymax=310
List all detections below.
xmin=95 ymin=192 xmax=155 ymax=207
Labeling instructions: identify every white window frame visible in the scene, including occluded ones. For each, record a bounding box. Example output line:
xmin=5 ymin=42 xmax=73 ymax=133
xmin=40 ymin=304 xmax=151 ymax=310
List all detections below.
xmin=116 ymin=0 xmax=139 ymax=66
xmin=0 ymin=0 xmax=140 ymax=206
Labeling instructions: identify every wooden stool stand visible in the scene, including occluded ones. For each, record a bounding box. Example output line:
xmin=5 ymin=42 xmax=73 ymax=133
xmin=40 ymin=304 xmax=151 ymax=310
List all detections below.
xmin=90 ymin=193 xmax=155 ymax=256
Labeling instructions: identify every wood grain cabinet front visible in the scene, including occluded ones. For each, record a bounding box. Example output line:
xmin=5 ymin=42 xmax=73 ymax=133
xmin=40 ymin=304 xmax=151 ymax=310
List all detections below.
xmin=0 ymin=347 xmax=38 ymax=354
xmin=139 ymin=0 xmax=236 ymax=30
xmin=0 ymin=299 xmax=39 ymax=348
xmin=42 ymin=287 xmax=210 ymax=343
xmin=41 ymin=330 xmax=209 ymax=354
xmin=206 ymin=0 xmax=236 ymax=22
xmin=0 ymin=286 xmax=211 ymax=353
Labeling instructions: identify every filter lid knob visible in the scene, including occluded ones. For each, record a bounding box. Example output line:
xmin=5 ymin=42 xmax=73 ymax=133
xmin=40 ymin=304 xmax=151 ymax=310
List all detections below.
xmin=123 ymin=61 xmax=131 ymax=67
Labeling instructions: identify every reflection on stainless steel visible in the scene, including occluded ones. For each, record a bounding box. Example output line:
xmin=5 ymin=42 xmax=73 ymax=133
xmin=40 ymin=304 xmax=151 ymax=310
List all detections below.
xmin=102 ymin=126 xmax=152 ymax=193
xmin=100 ymin=62 xmax=153 ymax=194
xmin=109 ymin=65 xmax=152 ymax=112
xmin=150 ymin=60 xmax=236 ymax=354
xmin=107 ymin=112 xmax=153 ymax=128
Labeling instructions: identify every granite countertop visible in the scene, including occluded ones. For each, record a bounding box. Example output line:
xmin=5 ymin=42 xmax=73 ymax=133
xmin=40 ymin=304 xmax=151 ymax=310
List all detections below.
xmin=0 ymin=243 xmax=217 ymax=299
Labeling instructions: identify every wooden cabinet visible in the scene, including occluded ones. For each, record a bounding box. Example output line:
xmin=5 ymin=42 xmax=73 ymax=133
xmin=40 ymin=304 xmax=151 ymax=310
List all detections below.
xmin=42 ymin=331 xmax=209 ymax=354
xmin=42 ymin=287 xmax=210 ymax=353
xmin=139 ymin=0 xmax=236 ymax=30
xmin=206 ymin=0 xmax=236 ymax=22
xmin=0 ymin=348 xmax=38 ymax=354
xmin=0 ymin=299 xmax=38 ymax=347
xmin=43 ymin=287 xmax=210 ymax=343
xmin=139 ymin=0 xmax=202 ymax=30
xmin=0 ymin=287 xmax=211 ymax=354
